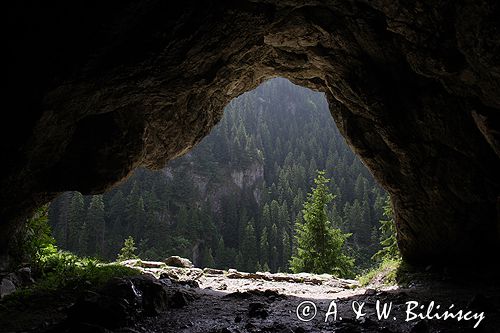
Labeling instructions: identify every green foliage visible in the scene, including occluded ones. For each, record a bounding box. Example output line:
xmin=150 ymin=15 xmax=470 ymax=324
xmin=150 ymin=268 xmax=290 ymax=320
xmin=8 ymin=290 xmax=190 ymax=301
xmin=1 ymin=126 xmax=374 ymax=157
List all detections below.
xmin=11 ymin=205 xmax=56 ymax=269
xmin=6 ymin=255 xmax=139 ymax=301
xmin=262 ymin=262 xmax=270 ymax=272
xmin=358 ymin=258 xmax=401 ymax=286
xmin=372 ymin=196 xmax=400 ymax=261
xmin=40 ymin=247 xmax=139 ymax=290
xmin=7 ymin=250 xmax=139 ymax=304
xmin=202 ymin=246 xmax=216 ymax=268
xmin=290 ymin=171 xmax=355 ymax=277
xmin=241 ymin=221 xmax=258 ymax=272
xmin=117 ymin=236 xmax=139 ymax=261
xmin=9 ymin=206 xmax=139 ymax=299
xmin=28 ymin=206 xmax=56 ymax=251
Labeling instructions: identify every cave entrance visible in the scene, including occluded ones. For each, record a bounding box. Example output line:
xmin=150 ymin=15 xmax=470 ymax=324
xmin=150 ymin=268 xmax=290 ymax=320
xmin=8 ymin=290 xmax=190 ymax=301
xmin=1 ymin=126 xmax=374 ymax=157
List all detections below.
xmin=48 ymin=77 xmax=387 ymax=276
xmin=3 ymin=0 xmax=500 ymax=278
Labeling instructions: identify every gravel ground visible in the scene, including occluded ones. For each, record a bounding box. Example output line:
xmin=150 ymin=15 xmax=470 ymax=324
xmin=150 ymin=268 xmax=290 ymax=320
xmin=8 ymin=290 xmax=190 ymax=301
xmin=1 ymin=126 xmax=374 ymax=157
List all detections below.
xmin=128 ymin=270 xmax=500 ymax=333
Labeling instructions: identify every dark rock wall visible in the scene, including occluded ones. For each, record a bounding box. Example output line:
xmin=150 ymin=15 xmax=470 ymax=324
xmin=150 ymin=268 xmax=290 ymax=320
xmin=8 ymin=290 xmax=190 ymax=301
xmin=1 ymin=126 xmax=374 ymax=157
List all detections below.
xmin=3 ymin=0 xmax=500 ymax=267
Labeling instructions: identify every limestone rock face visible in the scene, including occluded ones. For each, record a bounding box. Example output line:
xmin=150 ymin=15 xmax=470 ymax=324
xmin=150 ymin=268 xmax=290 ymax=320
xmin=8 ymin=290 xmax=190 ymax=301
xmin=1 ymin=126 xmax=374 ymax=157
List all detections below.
xmin=3 ymin=1 xmax=500 ymax=267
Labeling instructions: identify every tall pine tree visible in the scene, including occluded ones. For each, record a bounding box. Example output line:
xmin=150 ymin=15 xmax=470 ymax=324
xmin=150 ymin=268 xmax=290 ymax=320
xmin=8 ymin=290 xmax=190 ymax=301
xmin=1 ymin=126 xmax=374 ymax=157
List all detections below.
xmin=290 ymin=171 xmax=354 ymax=277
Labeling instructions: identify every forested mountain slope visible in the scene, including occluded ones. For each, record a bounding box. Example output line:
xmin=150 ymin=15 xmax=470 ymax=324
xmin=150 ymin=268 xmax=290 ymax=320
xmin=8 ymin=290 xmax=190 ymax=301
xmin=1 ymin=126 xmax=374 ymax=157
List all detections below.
xmin=49 ymin=78 xmax=386 ymax=272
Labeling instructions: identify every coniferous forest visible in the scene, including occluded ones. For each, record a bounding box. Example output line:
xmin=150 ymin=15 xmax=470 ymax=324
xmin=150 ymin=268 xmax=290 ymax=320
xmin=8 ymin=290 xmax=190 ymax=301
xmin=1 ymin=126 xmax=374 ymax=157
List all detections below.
xmin=48 ymin=78 xmax=387 ymax=274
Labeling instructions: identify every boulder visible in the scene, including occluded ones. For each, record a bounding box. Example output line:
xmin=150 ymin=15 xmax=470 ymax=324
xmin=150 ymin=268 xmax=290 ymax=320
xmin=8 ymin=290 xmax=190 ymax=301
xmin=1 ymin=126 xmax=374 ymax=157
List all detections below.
xmin=130 ymin=276 xmax=170 ymax=316
xmin=16 ymin=267 xmax=34 ymax=286
xmin=65 ymin=275 xmax=196 ymax=329
xmin=67 ymin=280 xmax=140 ymax=329
xmin=163 ymin=256 xmax=193 ymax=268
xmin=0 ymin=278 xmax=16 ymax=299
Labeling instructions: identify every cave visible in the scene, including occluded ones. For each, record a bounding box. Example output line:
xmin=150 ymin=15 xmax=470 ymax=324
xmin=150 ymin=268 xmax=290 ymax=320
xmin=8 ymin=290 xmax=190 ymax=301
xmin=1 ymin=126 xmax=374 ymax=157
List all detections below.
xmin=3 ymin=0 xmax=500 ymax=271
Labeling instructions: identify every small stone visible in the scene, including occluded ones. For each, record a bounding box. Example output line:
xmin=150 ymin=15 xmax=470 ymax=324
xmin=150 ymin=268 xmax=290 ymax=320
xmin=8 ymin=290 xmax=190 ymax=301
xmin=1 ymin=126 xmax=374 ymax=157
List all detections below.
xmin=263 ymin=289 xmax=284 ymax=299
xmin=364 ymin=288 xmax=376 ymax=296
xmin=217 ymin=283 xmax=228 ymax=290
xmin=16 ymin=267 xmax=34 ymax=286
xmin=204 ymin=268 xmax=225 ymax=275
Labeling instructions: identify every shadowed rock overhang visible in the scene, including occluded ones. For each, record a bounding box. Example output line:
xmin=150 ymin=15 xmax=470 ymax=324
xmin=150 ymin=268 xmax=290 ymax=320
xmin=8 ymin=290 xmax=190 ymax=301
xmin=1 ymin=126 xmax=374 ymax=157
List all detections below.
xmin=3 ymin=0 xmax=500 ymax=268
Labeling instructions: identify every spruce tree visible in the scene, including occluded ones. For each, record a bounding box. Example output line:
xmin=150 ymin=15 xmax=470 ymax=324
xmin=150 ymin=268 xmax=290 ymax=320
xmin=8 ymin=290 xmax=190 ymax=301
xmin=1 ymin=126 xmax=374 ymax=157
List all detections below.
xmin=259 ymin=227 xmax=269 ymax=264
xmin=202 ymin=246 xmax=216 ymax=268
xmin=83 ymin=195 xmax=105 ymax=257
xmin=67 ymin=192 xmax=85 ymax=252
xmin=372 ymin=196 xmax=400 ymax=261
xmin=281 ymin=231 xmax=291 ymax=272
xmin=290 ymin=171 xmax=354 ymax=277
xmin=241 ymin=221 xmax=258 ymax=272
xmin=215 ymin=236 xmax=227 ymax=268
xmin=262 ymin=262 xmax=270 ymax=272
xmin=117 ymin=236 xmax=138 ymax=261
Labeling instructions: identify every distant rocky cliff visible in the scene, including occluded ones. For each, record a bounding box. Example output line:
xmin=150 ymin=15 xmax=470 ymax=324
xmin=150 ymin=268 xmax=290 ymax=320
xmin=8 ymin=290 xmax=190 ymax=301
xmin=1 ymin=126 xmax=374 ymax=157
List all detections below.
xmin=164 ymin=158 xmax=264 ymax=215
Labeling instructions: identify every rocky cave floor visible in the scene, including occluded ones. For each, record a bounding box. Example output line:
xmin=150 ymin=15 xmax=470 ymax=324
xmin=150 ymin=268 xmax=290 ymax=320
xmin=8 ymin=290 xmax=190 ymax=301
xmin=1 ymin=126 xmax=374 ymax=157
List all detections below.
xmin=1 ymin=262 xmax=499 ymax=333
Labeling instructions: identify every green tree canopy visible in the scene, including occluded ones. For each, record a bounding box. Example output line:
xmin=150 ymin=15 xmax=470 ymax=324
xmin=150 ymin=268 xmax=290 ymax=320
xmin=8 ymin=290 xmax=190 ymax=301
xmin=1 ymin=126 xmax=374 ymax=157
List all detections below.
xmin=117 ymin=236 xmax=138 ymax=261
xmin=290 ymin=171 xmax=354 ymax=277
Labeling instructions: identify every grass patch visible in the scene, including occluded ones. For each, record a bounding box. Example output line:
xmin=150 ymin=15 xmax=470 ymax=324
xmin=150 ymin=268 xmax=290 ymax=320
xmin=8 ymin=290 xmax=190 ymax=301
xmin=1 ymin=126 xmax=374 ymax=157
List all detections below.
xmin=0 ymin=250 xmax=140 ymax=332
xmin=357 ymin=259 xmax=401 ymax=287
xmin=0 ymin=206 xmax=142 ymax=332
xmin=2 ymin=249 xmax=140 ymax=306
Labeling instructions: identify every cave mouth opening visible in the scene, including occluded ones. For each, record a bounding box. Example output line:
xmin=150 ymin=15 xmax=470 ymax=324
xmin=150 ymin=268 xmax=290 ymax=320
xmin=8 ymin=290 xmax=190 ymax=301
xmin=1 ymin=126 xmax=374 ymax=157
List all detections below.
xmin=2 ymin=0 xmax=500 ymax=280
xmin=45 ymin=77 xmax=387 ymax=277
